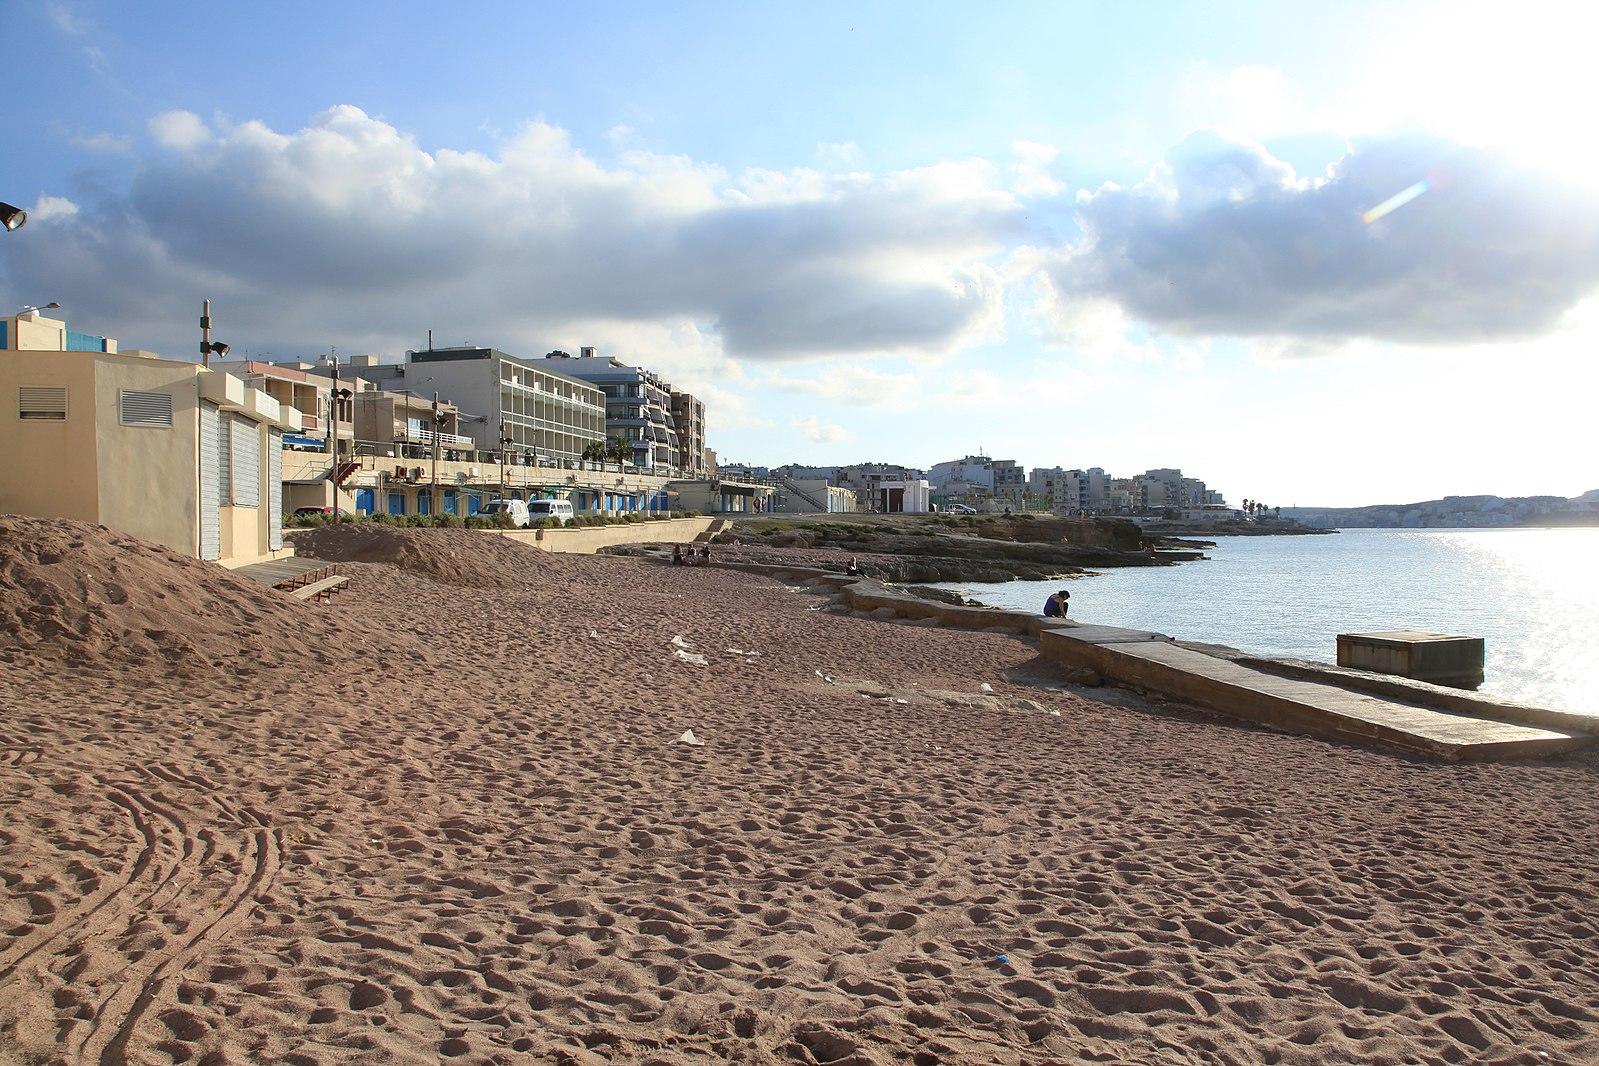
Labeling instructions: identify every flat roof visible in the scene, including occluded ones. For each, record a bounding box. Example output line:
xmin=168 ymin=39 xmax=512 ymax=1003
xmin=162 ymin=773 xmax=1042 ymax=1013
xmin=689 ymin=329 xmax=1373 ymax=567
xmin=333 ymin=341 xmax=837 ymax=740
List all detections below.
xmin=409 ymin=347 xmax=601 ymax=391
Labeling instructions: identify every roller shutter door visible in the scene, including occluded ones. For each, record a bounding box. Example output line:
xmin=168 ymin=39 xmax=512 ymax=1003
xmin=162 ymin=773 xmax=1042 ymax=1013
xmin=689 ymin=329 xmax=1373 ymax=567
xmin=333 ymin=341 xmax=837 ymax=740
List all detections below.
xmin=267 ymin=429 xmax=283 ymax=550
xmin=199 ymin=402 xmax=221 ymax=560
xmin=230 ymin=416 xmax=261 ymax=507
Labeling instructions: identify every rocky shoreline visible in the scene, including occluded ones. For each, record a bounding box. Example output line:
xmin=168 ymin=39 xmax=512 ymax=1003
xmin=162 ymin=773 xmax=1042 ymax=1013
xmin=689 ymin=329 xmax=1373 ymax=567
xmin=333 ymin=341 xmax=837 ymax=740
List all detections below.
xmin=686 ymin=514 xmax=1200 ymax=583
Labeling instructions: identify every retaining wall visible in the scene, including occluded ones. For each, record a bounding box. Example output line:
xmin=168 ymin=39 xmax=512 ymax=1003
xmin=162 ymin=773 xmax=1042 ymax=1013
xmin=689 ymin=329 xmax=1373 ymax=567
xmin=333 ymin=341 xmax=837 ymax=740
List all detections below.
xmin=499 ymin=517 xmax=722 ymax=555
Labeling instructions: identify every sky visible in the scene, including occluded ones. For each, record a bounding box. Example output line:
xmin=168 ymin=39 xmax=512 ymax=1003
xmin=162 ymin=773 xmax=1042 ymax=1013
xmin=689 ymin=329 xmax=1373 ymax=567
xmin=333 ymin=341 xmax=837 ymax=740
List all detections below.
xmin=3 ymin=0 xmax=1597 ymax=507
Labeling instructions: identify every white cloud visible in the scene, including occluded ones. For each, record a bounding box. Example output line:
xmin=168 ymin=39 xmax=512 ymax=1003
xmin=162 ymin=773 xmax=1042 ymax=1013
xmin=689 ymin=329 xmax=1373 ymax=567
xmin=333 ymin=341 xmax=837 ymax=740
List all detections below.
xmin=791 ymin=415 xmax=853 ymax=445
xmin=47 ymin=1 xmax=88 ymax=35
xmin=29 ymin=196 xmax=80 ymax=223
xmin=148 ymin=110 xmax=212 ymax=150
xmin=71 ymin=131 xmax=133 ymax=153
xmin=815 ymin=141 xmax=864 ymax=168
xmin=12 ymin=105 xmax=1016 ymax=367
xmin=1034 ymin=130 xmax=1599 ymax=349
xmin=1011 ymin=140 xmax=1064 ymax=197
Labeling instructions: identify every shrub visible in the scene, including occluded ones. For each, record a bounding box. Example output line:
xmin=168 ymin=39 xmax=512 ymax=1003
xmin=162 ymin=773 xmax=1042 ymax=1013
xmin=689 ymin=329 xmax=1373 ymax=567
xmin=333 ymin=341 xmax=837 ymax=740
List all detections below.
xmin=433 ymin=513 xmax=465 ymax=528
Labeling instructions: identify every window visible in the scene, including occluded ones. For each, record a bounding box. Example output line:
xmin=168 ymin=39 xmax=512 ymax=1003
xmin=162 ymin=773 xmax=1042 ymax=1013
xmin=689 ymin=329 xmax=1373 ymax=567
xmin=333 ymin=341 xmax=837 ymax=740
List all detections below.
xmin=118 ymin=389 xmax=174 ymax=428
xmin=18 ymin=386 xmax=67 ymax=420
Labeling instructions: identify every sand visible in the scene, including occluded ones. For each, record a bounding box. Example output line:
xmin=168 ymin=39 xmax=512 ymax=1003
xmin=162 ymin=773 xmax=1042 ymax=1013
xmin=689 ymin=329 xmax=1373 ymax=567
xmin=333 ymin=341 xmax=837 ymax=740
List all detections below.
xmin=2 ymin=521 xmax=1596 ymax=1064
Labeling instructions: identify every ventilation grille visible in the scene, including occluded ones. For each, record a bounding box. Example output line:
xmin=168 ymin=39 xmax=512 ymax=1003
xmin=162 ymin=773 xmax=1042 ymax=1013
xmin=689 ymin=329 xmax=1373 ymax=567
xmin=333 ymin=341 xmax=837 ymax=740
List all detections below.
xmin=119 ymin=389 xmax=173 ymax=427
xmin=18 ymin=386 xmax=67 ymax=420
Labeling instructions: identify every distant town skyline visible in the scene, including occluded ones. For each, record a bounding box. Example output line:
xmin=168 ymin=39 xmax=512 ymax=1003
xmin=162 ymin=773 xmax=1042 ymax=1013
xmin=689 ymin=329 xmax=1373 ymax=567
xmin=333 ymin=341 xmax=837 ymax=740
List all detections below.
xmin=3 ymin=0 xmax=1596 ymax=507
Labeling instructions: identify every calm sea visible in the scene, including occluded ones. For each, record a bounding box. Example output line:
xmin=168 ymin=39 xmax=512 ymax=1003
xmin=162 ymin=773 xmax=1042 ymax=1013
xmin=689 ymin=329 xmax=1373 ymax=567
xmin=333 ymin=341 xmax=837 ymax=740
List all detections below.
xmin=935 ymin=527 xmax=1599 ymax=714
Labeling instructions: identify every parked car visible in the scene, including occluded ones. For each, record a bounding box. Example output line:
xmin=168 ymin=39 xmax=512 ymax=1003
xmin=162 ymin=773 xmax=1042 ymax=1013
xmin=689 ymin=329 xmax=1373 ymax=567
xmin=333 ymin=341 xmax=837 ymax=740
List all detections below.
xmin=526 ymin=499 xmax=575 ymax=525
xmin=947 ymin=503 xmax=978 ymax=514
xmin=481 ymin=499 xmax=531 ymax=527
xmin=292 ymin=506 xmax=334 ymax=519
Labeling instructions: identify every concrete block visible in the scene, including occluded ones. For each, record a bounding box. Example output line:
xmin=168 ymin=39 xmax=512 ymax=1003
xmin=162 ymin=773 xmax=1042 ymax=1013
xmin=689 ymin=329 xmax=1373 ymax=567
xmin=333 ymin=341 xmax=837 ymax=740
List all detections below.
xmin=1337 ymin=630 xmax=1485 ymax=689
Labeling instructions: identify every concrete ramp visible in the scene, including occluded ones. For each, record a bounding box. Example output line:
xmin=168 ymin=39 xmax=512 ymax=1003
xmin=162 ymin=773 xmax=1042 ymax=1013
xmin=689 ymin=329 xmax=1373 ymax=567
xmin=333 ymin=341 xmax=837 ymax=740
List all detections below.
xmin=1041 ymin=628 xmax=1590 ymax=761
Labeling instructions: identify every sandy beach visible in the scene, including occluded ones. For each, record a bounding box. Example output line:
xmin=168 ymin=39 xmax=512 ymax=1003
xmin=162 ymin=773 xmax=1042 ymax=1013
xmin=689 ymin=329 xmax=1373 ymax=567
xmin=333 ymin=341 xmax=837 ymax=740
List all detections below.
xmin=2 ymin=518 xmax=1597 ymax=1065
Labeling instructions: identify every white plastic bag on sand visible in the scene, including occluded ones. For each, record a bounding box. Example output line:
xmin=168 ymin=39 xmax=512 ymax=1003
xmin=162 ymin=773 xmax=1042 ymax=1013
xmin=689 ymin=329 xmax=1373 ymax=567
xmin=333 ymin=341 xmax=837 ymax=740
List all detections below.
xmin=980 ymin=683 xmax=994 ymax=693
xmin=673 ymin=729 xmax=705 ymax=747
xmin=671 ymin=634 xmax=693 ymax=649
xmin=674 ymin=648 xmax=708 ymax=666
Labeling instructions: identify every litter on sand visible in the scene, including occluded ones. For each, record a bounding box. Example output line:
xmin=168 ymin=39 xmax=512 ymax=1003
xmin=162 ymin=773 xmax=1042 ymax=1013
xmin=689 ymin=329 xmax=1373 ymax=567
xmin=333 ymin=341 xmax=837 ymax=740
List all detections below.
xmin=725 ymin=648 xmax=762 ymax=658
xmin=674 ymin=648 xmax=708 ymax=666
xmin=980 ymin=683 xmax=994 ymax=693
xmin=673 ymin=729 xmax=705 ymax=747
xmin=814 ymin=669 xmax=835 ymax=684
xmin=671 ymin=635 xmax=693 ymax=649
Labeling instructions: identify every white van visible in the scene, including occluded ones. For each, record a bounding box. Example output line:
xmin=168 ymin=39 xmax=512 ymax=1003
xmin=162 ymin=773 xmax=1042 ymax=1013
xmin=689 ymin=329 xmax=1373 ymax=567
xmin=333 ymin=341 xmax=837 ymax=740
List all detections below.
xmin=481 ymin=499 xmax=531 ymax=527
xmin=527 ymin=499 xmax=575 ymax=525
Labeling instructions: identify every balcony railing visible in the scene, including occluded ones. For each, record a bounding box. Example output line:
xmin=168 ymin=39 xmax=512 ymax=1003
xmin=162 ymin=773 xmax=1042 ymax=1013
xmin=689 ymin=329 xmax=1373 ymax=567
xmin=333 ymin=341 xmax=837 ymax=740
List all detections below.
xmin=405 ymin=427 xmax=474 ymax=448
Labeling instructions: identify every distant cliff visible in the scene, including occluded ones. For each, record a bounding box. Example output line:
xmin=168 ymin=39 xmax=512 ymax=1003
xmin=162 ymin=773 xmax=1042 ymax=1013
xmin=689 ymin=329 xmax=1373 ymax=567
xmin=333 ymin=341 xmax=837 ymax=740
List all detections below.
xmin=1282 ymin=491 xmax=1599 ymax=529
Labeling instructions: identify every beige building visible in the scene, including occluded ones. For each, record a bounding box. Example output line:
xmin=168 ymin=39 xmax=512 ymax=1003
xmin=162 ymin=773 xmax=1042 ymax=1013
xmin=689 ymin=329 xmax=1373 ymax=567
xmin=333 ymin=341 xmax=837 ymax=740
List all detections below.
xmin=670 ymin=390 xmax=708 ymax=476
xmin=1 ymin=311 xmax=300 ymax=565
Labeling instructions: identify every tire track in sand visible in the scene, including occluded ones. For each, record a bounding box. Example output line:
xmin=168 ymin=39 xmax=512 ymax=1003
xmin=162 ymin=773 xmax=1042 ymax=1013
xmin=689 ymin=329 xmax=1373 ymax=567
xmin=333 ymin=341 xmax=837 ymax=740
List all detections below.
xmin=73 ymin=824 xmax=282 ymax=1066
xmin=0 ymin=786 xmax=186 ymax=985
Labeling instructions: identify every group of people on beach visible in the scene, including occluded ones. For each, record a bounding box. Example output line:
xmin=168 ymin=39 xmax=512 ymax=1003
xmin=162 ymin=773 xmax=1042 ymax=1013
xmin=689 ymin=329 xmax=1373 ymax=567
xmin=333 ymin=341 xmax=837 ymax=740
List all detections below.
xmin=672 ymin=544 xmax=711 ymax=566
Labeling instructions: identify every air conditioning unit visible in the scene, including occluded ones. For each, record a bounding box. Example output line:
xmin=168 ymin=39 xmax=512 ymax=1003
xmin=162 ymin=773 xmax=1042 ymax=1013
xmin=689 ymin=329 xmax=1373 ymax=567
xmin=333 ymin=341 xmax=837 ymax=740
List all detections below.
xmin=469 ymin=466 xmax=481 ymax=477
xmin=394 ymin=465 xmax=407 ymax=479
xmin=411 ymin=467 xmax=425 ymax=481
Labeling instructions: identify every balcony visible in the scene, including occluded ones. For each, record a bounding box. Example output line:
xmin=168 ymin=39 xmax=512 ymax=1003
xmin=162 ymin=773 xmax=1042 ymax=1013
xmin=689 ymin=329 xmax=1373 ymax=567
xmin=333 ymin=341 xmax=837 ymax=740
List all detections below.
xmin=406 ymin=427 xmax=474 ymax=448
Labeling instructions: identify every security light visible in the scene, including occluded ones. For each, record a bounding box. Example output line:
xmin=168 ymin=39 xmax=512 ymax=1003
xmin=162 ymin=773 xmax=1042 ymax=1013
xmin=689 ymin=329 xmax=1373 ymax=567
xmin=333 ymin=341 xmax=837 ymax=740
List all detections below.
xmin=202 ymin=340 xmax=230 ymax=358
xmin=0 ymin=202 xmax=26 ymax=232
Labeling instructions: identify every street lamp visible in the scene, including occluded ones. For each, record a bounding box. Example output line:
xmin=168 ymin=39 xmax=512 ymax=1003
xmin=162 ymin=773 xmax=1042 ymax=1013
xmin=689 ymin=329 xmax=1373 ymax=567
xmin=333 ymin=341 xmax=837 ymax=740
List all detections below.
xmin=498 ymin=419 xmax=513 ymax=497
xmin=200 ymin=300 xmax=230 ymax=368
xmin=0 ymin=202 xmax=26 ymax=232
xmin=17 ymin=302 xmax=60 ymax=315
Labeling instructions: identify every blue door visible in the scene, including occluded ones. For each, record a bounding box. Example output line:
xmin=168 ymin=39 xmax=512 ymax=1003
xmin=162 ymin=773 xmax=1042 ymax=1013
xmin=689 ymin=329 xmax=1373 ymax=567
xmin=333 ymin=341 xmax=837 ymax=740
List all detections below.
xmin=387 ymin=491 xmax=404 ymax=516
xmin=467 ymin=494 xmax=482 ymax=516
xmin=444 ymin=489 xmax=458 ymax=515
xmin=417 ymin=490 xmax=432 ymax=516
xmin=355 ymin=488 xmax=375 ymax=515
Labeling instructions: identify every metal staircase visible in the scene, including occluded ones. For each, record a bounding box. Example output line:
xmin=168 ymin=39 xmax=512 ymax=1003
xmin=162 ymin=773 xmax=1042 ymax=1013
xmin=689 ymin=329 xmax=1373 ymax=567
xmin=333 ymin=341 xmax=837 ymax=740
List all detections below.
xmin=779 ymin=476 xmax=829 ymax=512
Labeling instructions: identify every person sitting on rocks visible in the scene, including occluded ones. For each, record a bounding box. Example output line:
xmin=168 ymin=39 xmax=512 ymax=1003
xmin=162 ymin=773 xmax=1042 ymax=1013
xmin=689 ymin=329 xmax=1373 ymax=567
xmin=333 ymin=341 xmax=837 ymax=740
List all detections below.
xmin=1043 ymin=589 xmax=1070 ymax=618
xmin=845 ymin=556 xmax=862 ymax=577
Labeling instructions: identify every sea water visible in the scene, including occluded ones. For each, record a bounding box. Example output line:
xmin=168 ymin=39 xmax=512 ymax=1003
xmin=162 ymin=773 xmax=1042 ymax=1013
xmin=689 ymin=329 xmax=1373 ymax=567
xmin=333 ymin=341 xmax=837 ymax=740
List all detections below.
xmin=935 ymin=527 xmax=1599 ymax=714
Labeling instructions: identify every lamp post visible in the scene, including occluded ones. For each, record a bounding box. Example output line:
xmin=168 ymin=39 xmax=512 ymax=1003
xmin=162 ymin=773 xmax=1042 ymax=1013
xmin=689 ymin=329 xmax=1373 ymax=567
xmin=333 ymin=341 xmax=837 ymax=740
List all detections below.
xmin=0 ymin=202 xmax=27 ymax=232
xmin=498 ymin=419 xmax=513 ymax=498
xmin=328 ymin=351 xmax=351 ymax=522
xmin=199 ymin=300 xmax=230 ymax=367
xmin=17 ymin=301 xmax=60 ymax=315
xmin=430 ymin=392 xmax=443 ymax=517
